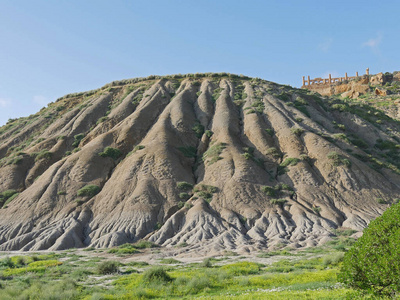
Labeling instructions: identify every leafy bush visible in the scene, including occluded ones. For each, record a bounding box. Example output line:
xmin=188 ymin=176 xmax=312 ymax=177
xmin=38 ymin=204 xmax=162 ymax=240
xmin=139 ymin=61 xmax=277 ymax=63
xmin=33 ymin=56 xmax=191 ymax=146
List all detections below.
xmin=339 ymin=202 xmax=400 ymax=295
xmin=77 ymin=185 xmax=101 ymax=198
xmin=205 ymin=130 xmax=213 ymax=138
xmin=192 ymin=123 xmax=204 ymax=138
xmin=97 ymin=261 xmax=119 ymax=274
xmin=261 ymin=186 xmax=276 ymax=197
xmin=291 ymin=127 xmax=304 ymax=136
xmin=99 ymin=147 xmax=122 ymax=160
xmin=159 ymin=258 xmax=182 ymax=264
xmin=270 ymin=198 xmax=287 ymax=205
xmin=142 ymin=267 xmax=172 ymax=283
xmin=134 ymin=240 xmax=158 ymax=249
xmin=179 ymin=192 xmax=190 ymax=200
xmin=177 ymin=181 xmax=193 ymax=190
xmin=72 ymin=133 xmax=85 ymax=147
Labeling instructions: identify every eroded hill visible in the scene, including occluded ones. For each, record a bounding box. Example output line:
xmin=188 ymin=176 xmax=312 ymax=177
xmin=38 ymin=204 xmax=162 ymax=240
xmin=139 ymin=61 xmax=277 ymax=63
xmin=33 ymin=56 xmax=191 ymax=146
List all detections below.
xmin=0 ymin=73 xmax=400 ymax=254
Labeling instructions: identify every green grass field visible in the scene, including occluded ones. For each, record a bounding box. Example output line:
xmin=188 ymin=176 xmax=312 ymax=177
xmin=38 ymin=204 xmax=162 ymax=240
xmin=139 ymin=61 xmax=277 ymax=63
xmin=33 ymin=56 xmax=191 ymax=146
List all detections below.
xmin=0 ymin=235 xmax=389 ymax=299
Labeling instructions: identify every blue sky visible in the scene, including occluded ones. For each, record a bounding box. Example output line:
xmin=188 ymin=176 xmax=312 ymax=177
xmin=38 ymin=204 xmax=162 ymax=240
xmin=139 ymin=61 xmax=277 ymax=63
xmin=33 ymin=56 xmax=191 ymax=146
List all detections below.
xmin=0 ymin=0 xmax=399 ymax=126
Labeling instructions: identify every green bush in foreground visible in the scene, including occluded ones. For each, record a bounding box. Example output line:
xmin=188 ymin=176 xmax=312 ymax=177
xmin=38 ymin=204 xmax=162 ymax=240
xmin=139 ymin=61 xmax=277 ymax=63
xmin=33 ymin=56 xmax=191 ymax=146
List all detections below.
xmin=97 ymin=261 xmax=119 ymax=274
xmin=339 ymin=202 xmax=400 ymax=295
xmin=142 ymin=267 xmax=172 ymax=283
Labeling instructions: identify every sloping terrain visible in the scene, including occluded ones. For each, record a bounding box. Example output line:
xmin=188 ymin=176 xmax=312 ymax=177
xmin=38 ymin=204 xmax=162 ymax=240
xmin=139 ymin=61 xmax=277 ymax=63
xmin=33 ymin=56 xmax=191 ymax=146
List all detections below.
xmin=1 ymin=73 xmax=400 ymax=254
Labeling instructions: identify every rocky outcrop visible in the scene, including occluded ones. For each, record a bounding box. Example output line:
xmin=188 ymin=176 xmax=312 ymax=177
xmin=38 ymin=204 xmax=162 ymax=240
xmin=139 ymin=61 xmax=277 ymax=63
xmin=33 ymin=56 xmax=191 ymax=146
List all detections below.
xmin=0 ymin=74 xmax=399 ymax=254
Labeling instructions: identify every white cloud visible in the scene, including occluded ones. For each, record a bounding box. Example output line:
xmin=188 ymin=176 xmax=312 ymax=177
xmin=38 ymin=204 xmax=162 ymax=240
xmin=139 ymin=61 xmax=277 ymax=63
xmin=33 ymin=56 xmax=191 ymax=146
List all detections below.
xmin=0 ymin=98 xmax=11 ymax=107
xmin=33 ymin=95 xmax=49 ymax=106
xmin=318 ymin=38 xmax=333 ymax=52
xmin=363 ymin=33 xmax=383 ymax=53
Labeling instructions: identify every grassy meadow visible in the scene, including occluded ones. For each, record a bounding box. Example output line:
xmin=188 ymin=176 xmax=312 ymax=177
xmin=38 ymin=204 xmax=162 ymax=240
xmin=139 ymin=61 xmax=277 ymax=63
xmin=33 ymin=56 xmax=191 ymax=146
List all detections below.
xmin=0 ymin=233 xmax=389 ymax=299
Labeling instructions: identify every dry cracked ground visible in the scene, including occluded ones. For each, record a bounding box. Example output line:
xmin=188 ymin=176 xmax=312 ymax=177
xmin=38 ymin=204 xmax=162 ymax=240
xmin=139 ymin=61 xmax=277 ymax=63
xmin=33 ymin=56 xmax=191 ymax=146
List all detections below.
xmin=0 ymin=73 xmax=400 ymax=256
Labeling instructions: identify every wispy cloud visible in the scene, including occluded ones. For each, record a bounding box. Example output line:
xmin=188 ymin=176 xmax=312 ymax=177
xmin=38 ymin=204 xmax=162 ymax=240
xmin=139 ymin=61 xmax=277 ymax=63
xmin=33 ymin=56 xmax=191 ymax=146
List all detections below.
xmin=0 ymin=98 xmax=11 ymax=107
xmin=363 ymin=33 xmax=383 ymax=54
xmin=33 ymin=95 xmax=49 ymax=106
xmin=318 ymin=38 xmax=333 ymax=52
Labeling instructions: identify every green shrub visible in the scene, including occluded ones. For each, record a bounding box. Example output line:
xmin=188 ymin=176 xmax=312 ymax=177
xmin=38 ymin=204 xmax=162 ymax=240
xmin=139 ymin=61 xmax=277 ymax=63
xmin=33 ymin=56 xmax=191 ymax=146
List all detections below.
xmin=265 ymin=128 xmax=274 ymax=136
xmin=96 ymin=116 xmax=108 ymax=125
xmin=376 ymin=198 xmax=387 ymax=204
xmin=77 ymin=185 xmax=101 ymax=198
xmin=134 ymin=240 xmax=157 ymax=249
xmin=205 ymin=130 xmax=213 ymax=138
xmin=339 ymin=202 xmax=400 ymax=295
xmin=327 ymin=151 xmax=351 ymax=167
xmin=72 ymin=133 xmax=85 ymax=147
xmin=33 ymin=150 xmax=52 ymax=162
xmin=291 ymin=127 xmax=304 ymax=136
xmin=201 ymin=258 xmax=212 ymax=268
xmin=192 ymin=123 xmax=204 ymax=138
xmin=177 ymin=181 xmax=193 ymax=190
xmin=265 ymin=147 xmax=281 ymax=158
xmin=261 ymin=186 xmax=276 ymax=197
xmin=270 ymin=198 xmax=287 ymax=205
xmin=1 ymin=190 xmax=19 ymax=207
xmin=97 ymin=261 xmax=119 ymax=274
xmin=99 ymin=147 xmax=122 ymax=160
xmin=203 ymin=143 xmax=226 ymax=164
xmin=142 ymin=267 xmax=172 ymax=283
xmin=179 ymin=192 xmax=190 ymax=200
xmin=159 ymin=258 xmax=182 ymax=264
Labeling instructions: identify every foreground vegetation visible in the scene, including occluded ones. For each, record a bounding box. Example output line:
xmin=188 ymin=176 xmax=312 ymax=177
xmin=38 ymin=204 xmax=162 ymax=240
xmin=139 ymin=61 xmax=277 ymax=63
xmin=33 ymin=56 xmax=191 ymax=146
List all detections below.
xmin=0 ymin=231 xmax=394 ymax=299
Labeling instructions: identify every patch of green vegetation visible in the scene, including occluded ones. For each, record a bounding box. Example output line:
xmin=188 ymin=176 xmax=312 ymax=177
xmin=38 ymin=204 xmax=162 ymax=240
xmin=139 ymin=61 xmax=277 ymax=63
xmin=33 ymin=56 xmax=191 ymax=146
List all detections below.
xmin=278 ymin=157 xmax=299 ymax=175
xmin=339 ymin=202 xmax=400 ymax=296
xmin=177 ymin=181 xmax=193 ymax=190
xmin=159 ymin=258 xmax=182 ymax=264
xmin=72 ymin=133 xmax=85 ymax=147
xmin=108 ymin=244 xmax=139 ymax=255
xmin=134 ymin=240 xmax=158 ymax=249
xmin=205 ymin=130 xmax=213 ymax=138
xmin=97 ymin=261 xmax=119 ymax=274
xmin=251 ymin=100 xmax=265 ymax=113
xmin=203 ymin=142 xmax=227 ymax=165
xmin=77 ymin=185 xmax=101 ymax=198
xmin=31 ymin=149 xmax=52 ymax=162
xmin=212 ymin=87 xmax=223 ymax=102
xmin=179 ymin=192 xmax=190 ymax=200
xmin=96 ymin=116 xmax=108 ymax=125
xmin=99 ymin=146 xmax=122 ymax=160
xmin=261 ymin=186 xmax=276 ymax=197
xmin=265 ymin=128 xmax=274 ymax=136
xmin=178 ymin=146 xmax=197 ymax=158
xmin=0 ymin=190 xmax=18 ymax=207
xmin=192 ymin=123 xmax=204 ymax=138
xmin=327 ymin=151 xmax=351 ymax=167
xmin=276 ymin=92 xmax=291 ymax=102
xmin=270 ymin=198 xmax=287 ymax=205
xmin=290 ymin=127 xmax=304 ymax=136
xmin=142 ymin=266 xmax=172 ymax=283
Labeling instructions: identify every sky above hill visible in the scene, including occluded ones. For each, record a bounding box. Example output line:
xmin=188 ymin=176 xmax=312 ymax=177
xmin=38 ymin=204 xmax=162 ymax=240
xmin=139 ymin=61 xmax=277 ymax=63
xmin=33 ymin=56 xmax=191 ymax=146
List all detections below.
xmin=0 ymin=0 xmax=399 ymax=125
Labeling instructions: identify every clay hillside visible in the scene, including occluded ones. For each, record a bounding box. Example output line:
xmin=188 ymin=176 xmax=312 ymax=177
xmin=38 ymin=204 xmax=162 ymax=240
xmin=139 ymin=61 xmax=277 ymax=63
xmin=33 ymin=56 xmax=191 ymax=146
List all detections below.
xmin=1 ymin=73 xmax=400 ymax=255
